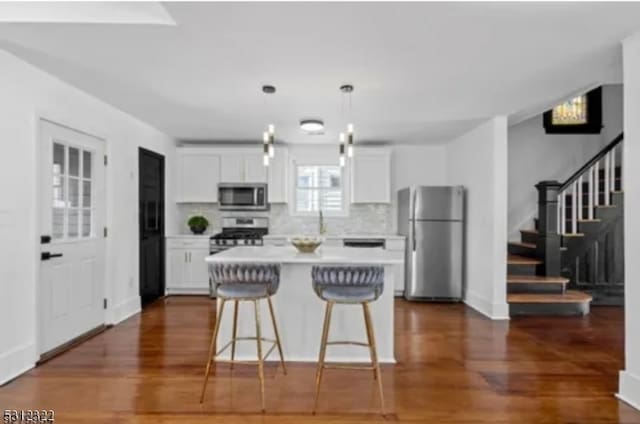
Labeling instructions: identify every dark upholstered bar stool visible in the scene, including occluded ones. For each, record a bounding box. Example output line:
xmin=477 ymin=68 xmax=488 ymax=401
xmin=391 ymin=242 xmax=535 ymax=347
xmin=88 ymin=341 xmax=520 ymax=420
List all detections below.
xmin=200 ymin=263 xmax=286 ymax=412
xmin=311 ymin=265 xmax=385 ymax=415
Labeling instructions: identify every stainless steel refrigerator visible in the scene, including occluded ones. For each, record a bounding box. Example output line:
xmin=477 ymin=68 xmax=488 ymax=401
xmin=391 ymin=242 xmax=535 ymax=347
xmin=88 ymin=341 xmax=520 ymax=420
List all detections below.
xmin=398 ymin=186 xmax=464 ymax=301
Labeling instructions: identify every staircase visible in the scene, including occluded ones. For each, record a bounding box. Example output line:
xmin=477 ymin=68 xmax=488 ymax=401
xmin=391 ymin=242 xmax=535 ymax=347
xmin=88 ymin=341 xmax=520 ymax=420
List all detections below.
xmin=508 ymin=133 xmax=624 ymax=316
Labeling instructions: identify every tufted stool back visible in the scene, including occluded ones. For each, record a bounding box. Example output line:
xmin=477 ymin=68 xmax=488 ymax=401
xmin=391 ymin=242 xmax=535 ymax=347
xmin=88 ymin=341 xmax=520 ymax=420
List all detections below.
xmin=209 ymin=263 xmax=280 ymax=299
xmin=311 ymin=265 xmax=384 ymax=303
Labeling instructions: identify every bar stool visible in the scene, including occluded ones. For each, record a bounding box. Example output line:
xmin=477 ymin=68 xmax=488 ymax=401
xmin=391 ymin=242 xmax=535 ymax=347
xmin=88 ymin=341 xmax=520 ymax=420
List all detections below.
xmin=311 ymin=265 xmax=385 ymax=415
xmin=200 ymin=262 xmax=286 ymax=412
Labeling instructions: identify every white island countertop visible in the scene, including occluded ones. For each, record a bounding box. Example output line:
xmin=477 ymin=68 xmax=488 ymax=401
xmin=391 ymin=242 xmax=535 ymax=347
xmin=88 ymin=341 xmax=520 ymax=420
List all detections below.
xmin=205 ymin=245 xmax=403 ymax=265
xmin=264 ymin=234 xmax=405 ymax=240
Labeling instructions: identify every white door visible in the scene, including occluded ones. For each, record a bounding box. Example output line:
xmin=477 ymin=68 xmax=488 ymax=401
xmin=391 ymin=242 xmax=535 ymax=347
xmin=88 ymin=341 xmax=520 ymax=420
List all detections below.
xmin=38 ymin=120 xmax=106 ymax=355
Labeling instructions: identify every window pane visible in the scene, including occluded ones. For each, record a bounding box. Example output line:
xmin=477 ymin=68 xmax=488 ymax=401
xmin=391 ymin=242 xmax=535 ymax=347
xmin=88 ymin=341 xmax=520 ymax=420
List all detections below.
xmin=82 ymin=209 xmax=91 ymax=237
xmin=68 ymin=209 xmax=79 ymax=238
xmin=320 ymin=189 xmax=342 ymax=211
xmin=296 ymin=188 xmax=318 ymax=212
xmin=295 ymin=165 xmax=343 ymax=213
xmin=552 ymin=95 xmax=588 ymax=125
xmin=52 ymin=208 xmax=64 ymax=239
xmin=69 ymin=147 xmax=80 ymax=177
xmin=69 ymin=177 xmax=80 ymax=207
xmin=53 ymin=175 xmax=65 ymax=208
xmin=82 ymin=181 xmax=92 ymax=207
xmin=53 ymin=143 xmax=65 ymax=176
xmin=297 ymin=166 xmax=315 ymax=188
xmin=83 ymin=150 xmax=92 ymax=179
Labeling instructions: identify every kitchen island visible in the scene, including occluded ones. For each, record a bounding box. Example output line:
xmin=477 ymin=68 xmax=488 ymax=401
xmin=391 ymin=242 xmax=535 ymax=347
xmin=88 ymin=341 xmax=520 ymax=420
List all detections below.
xmin=205 ymin=246 xmax=401 ymax=363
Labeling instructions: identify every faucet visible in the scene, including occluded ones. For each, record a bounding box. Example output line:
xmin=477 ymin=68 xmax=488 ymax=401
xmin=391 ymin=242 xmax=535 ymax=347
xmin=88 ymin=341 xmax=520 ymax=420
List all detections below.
xmin=319 ymin=210 xmax=327 ymax=235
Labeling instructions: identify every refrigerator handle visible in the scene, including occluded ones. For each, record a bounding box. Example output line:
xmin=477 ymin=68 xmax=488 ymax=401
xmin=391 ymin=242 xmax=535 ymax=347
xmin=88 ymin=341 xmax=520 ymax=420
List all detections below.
xmin=412 ymin=189 xmax=417 ymax=251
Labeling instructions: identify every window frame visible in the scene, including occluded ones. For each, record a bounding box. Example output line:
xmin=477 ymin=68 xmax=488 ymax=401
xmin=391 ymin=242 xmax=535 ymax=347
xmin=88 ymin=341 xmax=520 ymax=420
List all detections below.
xmin=543 ymin=87 xmax=602 ymax=134
xmin=289 ymin=159 xmax=349 ymax=217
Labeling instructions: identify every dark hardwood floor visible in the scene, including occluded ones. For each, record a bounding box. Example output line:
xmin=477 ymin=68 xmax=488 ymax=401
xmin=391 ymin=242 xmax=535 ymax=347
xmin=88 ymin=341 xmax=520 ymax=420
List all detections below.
xmin=1 ymin=297 xmax=639 ymax=423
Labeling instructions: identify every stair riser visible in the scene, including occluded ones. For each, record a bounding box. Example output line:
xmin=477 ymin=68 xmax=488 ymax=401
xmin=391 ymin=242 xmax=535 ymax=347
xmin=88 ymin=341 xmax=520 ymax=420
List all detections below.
xmin=507 ymin=284 xmax=566 ymax=294
xmin=507 ymin=264 xmax=538 ymax=276
xmin=508 ymin=244 xmax=537 ymax=258
xmin=510 ymin=302 xmax=589 ymax=316
xmin=520 ymin=232 xmax=539 ymax=245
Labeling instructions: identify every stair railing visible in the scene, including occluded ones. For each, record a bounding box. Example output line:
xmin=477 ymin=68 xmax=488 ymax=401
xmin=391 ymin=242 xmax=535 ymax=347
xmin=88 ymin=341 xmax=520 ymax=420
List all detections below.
xmin=556 ymin=133 xmax=624 ymax=235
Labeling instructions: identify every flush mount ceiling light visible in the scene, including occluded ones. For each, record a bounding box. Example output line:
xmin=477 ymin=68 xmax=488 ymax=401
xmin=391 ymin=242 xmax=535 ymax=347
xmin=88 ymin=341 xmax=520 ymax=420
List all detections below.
xmin=300 ymin=119 xmax=324 ymax=133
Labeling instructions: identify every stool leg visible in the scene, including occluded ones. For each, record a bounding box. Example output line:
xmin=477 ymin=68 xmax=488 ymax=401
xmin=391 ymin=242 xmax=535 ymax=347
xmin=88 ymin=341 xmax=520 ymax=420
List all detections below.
xmin=313 ymin=301 xmax=334 ymax=415
xmin=254 ymin=299 xmax=266 ymax=413
xmin=230 ymin=300 xmax=239 ymax=369
xmin=267 ymin=296 xmax=287 ymax=375
xmin=363 ymin=302 xmax=385 ymax=416
xmin=200 ymin=299 xmax=225 ymax=404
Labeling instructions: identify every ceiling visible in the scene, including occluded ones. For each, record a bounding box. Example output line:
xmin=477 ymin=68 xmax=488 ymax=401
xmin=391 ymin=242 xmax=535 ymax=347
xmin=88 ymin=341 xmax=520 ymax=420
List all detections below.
xmin=0 ymin=2 xmax=638 ymax=145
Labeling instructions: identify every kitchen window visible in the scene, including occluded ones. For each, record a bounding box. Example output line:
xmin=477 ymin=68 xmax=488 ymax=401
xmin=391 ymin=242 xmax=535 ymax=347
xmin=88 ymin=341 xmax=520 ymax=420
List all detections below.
xmin=294 ymin=165 xmax=345 ymax=215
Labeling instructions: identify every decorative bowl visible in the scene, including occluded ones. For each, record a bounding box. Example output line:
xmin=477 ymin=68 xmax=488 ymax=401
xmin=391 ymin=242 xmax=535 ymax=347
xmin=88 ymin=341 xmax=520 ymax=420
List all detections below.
xmin=291 ymin=237 xmax=323 ymax=253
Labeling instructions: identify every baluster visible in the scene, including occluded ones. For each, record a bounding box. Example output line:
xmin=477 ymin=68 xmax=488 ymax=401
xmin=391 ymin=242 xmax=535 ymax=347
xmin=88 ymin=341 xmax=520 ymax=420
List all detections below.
xmin=594 ymin=160 xmax=600 ymax=206
xmin=557 ymin=194 xmax=561 ymax=235
xmin=619 ymin=142 xmax=623 ymax=191
xmin=571 ymin=181 xmax=577 ymax=234
xmin=588 ymin=165 xmax=594 ymax=220
xmin=604 ymin=152 xmax=610 ymax=205
xmin=577 ymin=175 xmax=583 ymax=222
xmin=560 ymin=190 xmax=566 ymax=235
xmin=610 ymin=146 xmax=616 ymax=192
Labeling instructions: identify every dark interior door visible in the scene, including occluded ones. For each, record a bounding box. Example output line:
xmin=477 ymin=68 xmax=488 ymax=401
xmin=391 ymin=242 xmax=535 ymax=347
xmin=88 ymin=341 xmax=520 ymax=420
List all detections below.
xmin=139 ymin=148 xmax=165 ymax=306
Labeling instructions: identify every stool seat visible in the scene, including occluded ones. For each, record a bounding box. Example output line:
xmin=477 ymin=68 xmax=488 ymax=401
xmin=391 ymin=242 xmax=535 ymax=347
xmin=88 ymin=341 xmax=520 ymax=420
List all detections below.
xmin=319 ymin=286 xmax=378 ymax=303
xmin=217 ymin=283 xmax=270 ymax=299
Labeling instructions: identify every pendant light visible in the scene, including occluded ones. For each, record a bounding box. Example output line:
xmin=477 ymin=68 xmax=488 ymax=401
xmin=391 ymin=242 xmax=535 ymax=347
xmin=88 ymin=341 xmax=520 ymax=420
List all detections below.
xmin=339 ymin=132 xmax=346 ymax=167
xmin=340 ymin=84 xmax=355 ymax=158
xmin=262 ymin=85 xmax=276 ymax=166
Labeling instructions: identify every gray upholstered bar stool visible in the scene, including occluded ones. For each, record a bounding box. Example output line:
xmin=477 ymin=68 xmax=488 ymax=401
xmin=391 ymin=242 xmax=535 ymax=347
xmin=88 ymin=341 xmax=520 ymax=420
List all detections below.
xmin=311 ymin=265 xmax=385 ymax=415
xmin=200 ymin=263 xmax=286 ymax=412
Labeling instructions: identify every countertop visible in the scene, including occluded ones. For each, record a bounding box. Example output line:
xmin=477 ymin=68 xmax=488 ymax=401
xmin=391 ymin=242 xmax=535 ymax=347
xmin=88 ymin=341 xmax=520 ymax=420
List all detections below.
xmin=263 ymin=234 xmax=405 ymax=240
xmin=205 ymin=246 xmax=403 ymax=265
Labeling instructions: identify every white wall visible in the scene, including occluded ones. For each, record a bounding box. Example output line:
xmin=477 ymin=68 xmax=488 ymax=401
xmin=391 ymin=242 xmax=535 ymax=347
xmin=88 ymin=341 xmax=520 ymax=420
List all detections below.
xmin=0 ymin=49 xmax=177 ymax=384
xmin=446 ymin=118 xmax=509 ymax=320
xmin=507 ymin=84 xmax=624 ymax=240
xmin=619 ymin=34 xmax=640 ymax=412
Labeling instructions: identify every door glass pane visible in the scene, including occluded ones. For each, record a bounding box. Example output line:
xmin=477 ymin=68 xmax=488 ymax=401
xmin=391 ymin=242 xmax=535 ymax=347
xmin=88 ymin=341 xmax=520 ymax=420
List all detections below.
xmin=53 ymin=176 xmax=65 ymax=208
xmin=53 ymin=143 xmax=65 ymax=175
xmin=68 ymin=210 xmax=79 ymax=238
xmin=69 ymin=147 xmax=80 ymax=177
xmin=82 ymin=150 xmax=92 ymax=178
xmin=69 ymin=177 xmax=80 ymax=207
xmin=82 ymin=181 xmax=91 ymax=207
xmin=82 ymin=209 xmax=91 ymax=237
xmin=52 ymin=208 xmax=65 ymax=239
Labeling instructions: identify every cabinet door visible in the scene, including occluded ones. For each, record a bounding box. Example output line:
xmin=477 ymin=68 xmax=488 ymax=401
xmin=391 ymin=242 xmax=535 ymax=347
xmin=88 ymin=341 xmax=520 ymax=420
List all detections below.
xmin=267 ymin=147 xmax=288 ymax=203
xmin=220 ymin=154 xmax=244 ymax=182
xmin=167 ymin=248 xmax=188 ymax=289
xmin=244 ymin=153 xmax=268 ymax=183
xmin=178 ymin=154 xmax=220 ymax=202
xmin=351 ymin=151 xmax=391 ymax=203
xmin=186 ymin=248 xmax=210 ymax=289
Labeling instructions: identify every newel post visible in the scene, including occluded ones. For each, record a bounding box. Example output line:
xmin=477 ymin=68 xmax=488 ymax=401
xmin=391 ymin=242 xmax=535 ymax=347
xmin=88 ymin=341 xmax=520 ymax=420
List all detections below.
xmin=535 ymin=180 xmax=562 ymax=276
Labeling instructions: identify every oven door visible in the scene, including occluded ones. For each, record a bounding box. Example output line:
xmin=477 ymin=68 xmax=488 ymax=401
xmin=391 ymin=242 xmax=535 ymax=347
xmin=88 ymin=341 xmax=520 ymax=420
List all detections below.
xmin=218 ymin=183 xmax=268 ymax=211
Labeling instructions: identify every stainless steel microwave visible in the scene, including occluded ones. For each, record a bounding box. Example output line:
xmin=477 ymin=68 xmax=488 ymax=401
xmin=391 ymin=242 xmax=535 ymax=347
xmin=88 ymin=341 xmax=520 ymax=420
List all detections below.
xmin=218 ymin=183 xmax=269 ymax=211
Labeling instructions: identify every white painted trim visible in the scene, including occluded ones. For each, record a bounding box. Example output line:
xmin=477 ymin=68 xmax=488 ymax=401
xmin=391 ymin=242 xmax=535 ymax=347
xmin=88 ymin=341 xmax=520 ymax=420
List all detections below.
xmin=464 ymin=290 xmax=510 ymax=321
xmin=618 ymin=371 xmax=640 ymax=411
xmin=0 ymin=343 xmax=36 ymax=386
xmin=110 ymin=296 xmax=141 ymax=325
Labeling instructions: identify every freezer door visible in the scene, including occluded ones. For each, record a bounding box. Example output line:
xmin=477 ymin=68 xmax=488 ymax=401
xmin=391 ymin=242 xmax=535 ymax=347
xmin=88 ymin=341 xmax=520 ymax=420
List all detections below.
xmin=405 ymin=220 xmax=463 ymax=300
xmin=413 ymin=186 xmax=464 ymax=221
xmin=397 ymin=188 xmax=411 ymax=237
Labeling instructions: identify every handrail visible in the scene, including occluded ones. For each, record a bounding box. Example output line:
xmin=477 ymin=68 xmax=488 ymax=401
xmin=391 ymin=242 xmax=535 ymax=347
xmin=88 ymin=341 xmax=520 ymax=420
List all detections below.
xmin=560 ymin=132 xmax=624 ymax=191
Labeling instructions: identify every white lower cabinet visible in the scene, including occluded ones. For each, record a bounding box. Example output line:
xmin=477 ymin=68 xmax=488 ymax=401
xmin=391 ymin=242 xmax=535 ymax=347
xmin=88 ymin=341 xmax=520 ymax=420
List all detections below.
xmin=166 ymin=238 xmax=210 ymax=295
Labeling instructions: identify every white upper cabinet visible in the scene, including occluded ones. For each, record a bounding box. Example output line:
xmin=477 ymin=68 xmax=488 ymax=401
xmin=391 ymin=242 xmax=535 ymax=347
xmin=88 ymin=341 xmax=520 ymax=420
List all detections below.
xmin=244 ymin=153 xmax=268 ymax=183
xmin=350 ymin=147 xmax=392 ymax=204
xmin=220 ymin=154 xmax=244 ymax=182
xmin=177 ymin=151 xmax=220 ymax=203
xmin=267 ymin=147 xmax=289 ymax=203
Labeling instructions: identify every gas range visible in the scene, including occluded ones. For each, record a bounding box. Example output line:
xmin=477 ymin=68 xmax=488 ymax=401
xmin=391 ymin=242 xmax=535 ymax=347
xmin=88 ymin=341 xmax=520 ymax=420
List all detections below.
xmin=209 ymin=217 xmax=268 ymax=253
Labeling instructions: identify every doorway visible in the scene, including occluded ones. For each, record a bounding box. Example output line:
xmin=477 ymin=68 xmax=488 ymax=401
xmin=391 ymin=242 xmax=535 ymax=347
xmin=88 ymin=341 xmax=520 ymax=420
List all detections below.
xmin=139 ymin=148 xmax=165 ymax=307
xmin=38 ymin=120 xmax=106 ymax=356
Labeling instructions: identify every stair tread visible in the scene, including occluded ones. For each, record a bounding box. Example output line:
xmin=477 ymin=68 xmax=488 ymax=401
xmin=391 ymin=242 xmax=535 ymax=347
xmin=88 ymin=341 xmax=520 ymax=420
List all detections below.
xmin=520 ymin=229 xmax=538 ymax=235
xmin=507 ymin=275 xmax=569 ymax=284
xmin=508 ymin=241 xmax=536 ymax=249
xmin=507 ymin=254 xmax=542 ymax=265
xmin=561 ymin=233 xmax=585 ymax=237
xmin=508 ymin=290 xmax=592 ymax=304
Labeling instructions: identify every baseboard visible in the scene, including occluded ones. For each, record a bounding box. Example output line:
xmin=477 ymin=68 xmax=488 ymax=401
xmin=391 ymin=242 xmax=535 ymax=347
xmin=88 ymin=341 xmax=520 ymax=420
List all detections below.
xmin=165 ymin=287 xmax=210 ymax=295
xmin=618 ymin=371 xmax=640 ymax=411
xmin=464 ymin=290 xmax=510 ymax=320
xmin=0 ymin=343 xmax=36 ymax=386
xmin=111 ymin=296 xmax=141 ymax=325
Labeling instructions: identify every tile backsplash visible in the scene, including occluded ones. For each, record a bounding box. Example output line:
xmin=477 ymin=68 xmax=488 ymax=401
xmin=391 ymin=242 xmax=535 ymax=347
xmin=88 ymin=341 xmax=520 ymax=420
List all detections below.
xmin=177 ymin=203 xmax=393 ymax=235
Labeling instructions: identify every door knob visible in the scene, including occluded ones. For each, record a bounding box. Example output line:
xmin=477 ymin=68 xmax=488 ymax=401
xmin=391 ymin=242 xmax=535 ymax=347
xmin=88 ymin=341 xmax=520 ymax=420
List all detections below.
xmin=41 ymin=252 xmax=63 ymax=261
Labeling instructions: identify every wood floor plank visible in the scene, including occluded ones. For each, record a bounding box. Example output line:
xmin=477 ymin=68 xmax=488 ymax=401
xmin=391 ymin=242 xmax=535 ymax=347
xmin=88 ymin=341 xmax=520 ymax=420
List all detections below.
xmin=0 ymin=297 xmax=636 ymax=423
